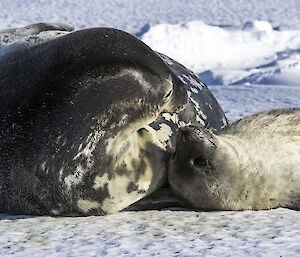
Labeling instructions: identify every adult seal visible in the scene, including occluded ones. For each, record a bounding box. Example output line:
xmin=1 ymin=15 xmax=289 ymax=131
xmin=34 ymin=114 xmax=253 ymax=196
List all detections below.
xmin=0 ymin=23 xmax=227 ymax=216
xmin=169 ymin=109 xmax=300 ymax=211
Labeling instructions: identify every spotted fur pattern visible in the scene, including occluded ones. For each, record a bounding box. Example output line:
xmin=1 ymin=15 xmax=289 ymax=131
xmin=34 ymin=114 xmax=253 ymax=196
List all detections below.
xmin=0 ymin=24 xmax=227 ymax=216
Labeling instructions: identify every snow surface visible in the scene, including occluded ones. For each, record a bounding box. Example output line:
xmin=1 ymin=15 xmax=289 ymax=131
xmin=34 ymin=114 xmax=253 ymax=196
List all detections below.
xmin=1 ymin=0 xmax=300 ymax=33
xmin=1 ymin=0 xmax=300 ymax=86
xmin=1 ymin=0 xmax=300 ymax=256
xmin=1 ymin=209 xmax=300 ymax=257
xmin=209 ymin=84 xmax=300 ymax=121
xmin=142 ymin=20 xmax=300 ymax=85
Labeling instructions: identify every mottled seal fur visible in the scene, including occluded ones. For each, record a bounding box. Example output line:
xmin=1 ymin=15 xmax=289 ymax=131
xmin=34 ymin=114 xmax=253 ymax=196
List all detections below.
xmin=0 ymin=23 xmax=227 ymax=216
xmin=169 ymin=109 xmax=300 ymax=211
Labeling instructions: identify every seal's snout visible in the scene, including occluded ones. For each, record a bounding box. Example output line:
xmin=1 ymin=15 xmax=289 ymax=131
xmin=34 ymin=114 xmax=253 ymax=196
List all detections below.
xmin=177 ymin=127 xmax=190 ymax=143
xmin=175 ymin=127 xmax=194 ymax=159
xmin=177 ymin=125 xmax=202 ymax=142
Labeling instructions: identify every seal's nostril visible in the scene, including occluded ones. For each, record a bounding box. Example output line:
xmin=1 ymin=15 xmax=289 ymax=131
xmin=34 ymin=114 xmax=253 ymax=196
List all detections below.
xmin=180 ymin=130 xmax=189 ymax=143
xmin=171 ymin=152 xmax=176 ymax=160
xmin=181 ymin=134 xmax=186 ymax=143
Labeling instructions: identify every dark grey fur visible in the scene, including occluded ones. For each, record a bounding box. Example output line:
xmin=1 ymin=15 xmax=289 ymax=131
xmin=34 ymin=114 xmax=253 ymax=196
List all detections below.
xmin=0 ymin=23 xmax=227 ymax=216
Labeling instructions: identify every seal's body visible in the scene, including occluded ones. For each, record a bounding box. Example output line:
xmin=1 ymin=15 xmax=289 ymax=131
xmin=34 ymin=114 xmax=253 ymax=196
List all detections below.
xmin=0 ymin=23 xmax=227 ymax=216
xmin=169 ymin=109 xmax=300 ymax=211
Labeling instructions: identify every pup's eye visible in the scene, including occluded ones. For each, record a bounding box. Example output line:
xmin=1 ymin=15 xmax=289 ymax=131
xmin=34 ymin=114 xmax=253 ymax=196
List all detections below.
xmin=190 ymin=157 xmax=213 ymax=172
xmin=193 ymin=157 xmax=208 ymax=167
xmin=164 ymin=89 xmax=173 ymax=99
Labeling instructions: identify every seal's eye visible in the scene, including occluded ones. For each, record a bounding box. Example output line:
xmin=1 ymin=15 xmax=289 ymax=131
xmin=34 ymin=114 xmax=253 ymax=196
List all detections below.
xmin=190 ymin=157 xmax=213 ymax=173
xmin=164 ymin=89 xmax=173 ymax=99
xmin=193 ymin=157 xmax=208 ymax=167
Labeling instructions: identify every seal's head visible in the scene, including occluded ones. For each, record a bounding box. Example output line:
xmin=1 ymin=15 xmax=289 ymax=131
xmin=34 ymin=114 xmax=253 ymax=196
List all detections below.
xmin=168 ymin=125 xmax=242 ymax=211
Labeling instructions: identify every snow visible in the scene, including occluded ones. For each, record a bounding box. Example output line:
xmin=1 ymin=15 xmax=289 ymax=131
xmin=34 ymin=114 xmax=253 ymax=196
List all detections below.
xmin=1 ymin=0 xmax=300 ymax=256
xmin=141 ymin=20 xmax=300 ymax=85
xmin=209 ymin=84 xmax=300 ymax=121
xmin=1 ymin=0 xmax=300 ymax=33
xmin=1 ymin=209 xmax=300 ymax=256
xmin=2 ymin=1 xmax=300 ymax=86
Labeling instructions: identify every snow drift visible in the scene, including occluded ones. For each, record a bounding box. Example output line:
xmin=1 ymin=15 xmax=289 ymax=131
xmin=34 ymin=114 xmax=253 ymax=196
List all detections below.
xmin=141 ymin=20 xmax=300 ymax=85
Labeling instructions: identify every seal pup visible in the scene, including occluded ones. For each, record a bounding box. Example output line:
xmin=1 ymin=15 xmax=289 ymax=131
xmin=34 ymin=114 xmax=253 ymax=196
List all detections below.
xmin=169 ymin=109 xmax=300 ymax=211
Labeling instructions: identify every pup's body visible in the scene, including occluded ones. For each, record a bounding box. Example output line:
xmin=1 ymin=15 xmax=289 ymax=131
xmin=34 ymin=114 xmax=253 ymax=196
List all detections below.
xmin=169 ymin=109 xmax=300 ymax=211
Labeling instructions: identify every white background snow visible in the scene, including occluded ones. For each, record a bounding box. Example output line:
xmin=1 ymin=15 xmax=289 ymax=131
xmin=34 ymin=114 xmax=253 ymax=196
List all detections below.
xmin=1 ymin=0 xmax=300 ymax=256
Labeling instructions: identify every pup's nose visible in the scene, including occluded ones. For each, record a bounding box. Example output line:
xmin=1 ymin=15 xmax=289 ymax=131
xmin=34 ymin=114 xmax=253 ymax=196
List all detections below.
xmin=177 ymin=127 xmax=191 ymax=143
